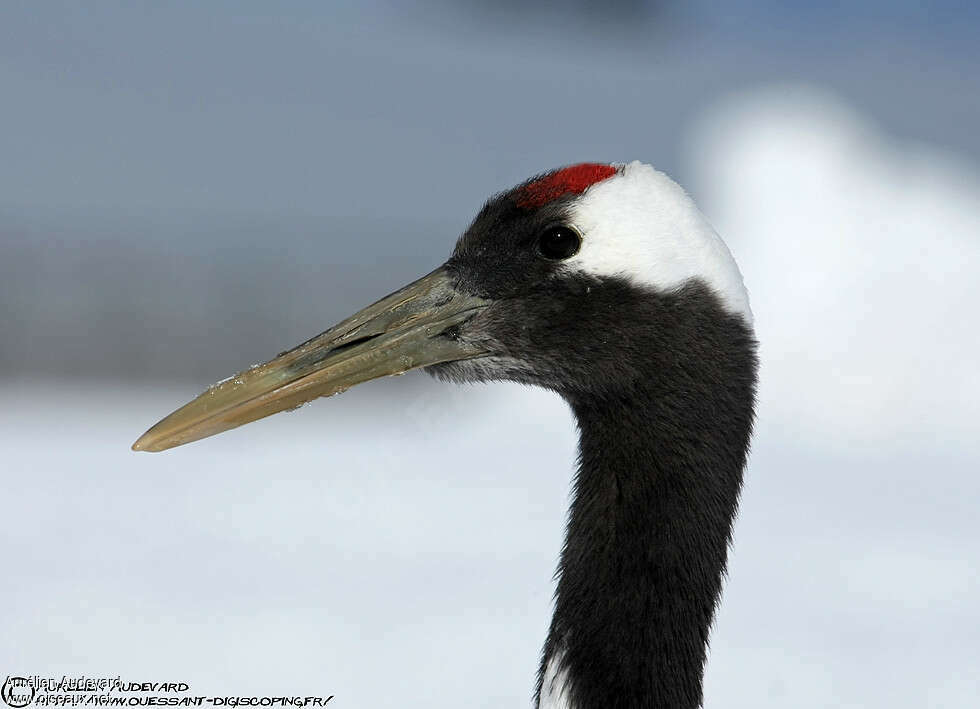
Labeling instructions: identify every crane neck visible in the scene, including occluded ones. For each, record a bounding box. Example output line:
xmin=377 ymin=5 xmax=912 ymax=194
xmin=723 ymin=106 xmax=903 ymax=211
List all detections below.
xmin=538 ymin=306 xmax=757 ymax=709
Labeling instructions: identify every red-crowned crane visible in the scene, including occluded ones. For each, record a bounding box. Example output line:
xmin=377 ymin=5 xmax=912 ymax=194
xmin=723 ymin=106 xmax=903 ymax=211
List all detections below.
xmin=134 ymin=161 xmax=758 ymax=709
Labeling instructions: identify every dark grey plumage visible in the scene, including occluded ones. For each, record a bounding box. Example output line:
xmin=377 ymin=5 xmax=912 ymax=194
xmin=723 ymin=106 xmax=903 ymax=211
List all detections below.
xmin=430 ymin=183 xmax=758 ymax=709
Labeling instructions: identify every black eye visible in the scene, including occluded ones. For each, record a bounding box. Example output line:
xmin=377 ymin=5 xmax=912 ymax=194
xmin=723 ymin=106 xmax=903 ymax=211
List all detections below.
xmin=537 ymin=226 xmax=581 ymax=260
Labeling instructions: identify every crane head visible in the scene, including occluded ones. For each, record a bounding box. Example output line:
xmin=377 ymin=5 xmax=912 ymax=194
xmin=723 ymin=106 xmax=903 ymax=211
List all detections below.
xmin=132 ymin=162 xmax=751 ymax=452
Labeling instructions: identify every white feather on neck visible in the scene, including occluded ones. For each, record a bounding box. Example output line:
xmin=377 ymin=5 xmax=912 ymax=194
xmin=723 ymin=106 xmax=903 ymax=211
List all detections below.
xmin=538 ymin=647 xmax=575 ymax=709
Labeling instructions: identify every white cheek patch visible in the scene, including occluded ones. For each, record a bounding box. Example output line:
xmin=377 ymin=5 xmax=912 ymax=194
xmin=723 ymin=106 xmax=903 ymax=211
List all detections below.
xmin=565 ymin=161 xmax=753 ymax=324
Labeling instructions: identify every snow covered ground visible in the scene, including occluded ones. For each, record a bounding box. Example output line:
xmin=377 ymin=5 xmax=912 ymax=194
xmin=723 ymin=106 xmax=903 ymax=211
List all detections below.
xmin=3 ymin=89 xmax=979 ymax=707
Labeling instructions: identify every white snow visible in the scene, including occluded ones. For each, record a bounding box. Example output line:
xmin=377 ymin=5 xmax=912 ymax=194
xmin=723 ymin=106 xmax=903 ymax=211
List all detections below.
xmin=2 ymin=87 xmax=979 ymax=708
xmin=689 ymin=86 xmax=980 ymax=708
xmin=688 ymin=85 xmax=980 ymax=447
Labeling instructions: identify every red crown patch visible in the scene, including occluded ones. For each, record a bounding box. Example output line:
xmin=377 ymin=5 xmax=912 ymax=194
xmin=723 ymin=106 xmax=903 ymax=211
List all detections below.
xmin=516 ymin=163 xmax=618 ymax=209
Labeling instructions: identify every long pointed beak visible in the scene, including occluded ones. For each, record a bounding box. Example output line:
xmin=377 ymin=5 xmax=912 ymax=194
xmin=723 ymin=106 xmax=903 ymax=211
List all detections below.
xmin=132 ymin=266 xmax=489 ymax=452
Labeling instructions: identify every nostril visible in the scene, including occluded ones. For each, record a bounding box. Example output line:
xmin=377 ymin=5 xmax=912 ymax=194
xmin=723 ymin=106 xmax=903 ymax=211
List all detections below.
xmin=329 ymin=333 xmax=381 ymax=355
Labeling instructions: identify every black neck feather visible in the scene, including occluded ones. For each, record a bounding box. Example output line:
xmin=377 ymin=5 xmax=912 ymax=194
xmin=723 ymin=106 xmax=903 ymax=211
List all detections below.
xmin=536 ymin=285 xmax=757 ymax=709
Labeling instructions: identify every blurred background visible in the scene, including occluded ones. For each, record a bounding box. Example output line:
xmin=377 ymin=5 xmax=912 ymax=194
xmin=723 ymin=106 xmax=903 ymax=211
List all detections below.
xmin=2 ymin=1 xmax=978 ymax=707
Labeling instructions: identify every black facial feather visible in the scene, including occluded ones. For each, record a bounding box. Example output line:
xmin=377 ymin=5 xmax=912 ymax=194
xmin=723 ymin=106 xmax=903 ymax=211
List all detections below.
xmin=428 ymin=184 xmax=758 ymax=709
xmin=448 ymin=186 xmax=576 ymax=300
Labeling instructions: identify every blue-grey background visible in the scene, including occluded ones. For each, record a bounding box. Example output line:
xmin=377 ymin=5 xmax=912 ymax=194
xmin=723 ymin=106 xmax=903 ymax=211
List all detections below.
xmin=2 ymin=2 xmax=978 ymax=707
